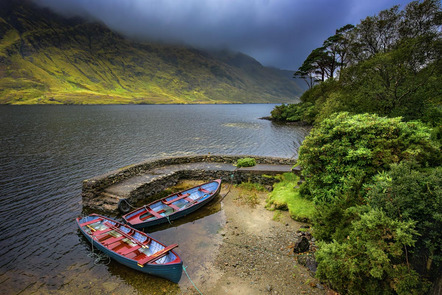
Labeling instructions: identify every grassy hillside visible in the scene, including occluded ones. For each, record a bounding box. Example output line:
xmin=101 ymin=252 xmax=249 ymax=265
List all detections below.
xmin=0 ymin=0 xmax=305 ymax=104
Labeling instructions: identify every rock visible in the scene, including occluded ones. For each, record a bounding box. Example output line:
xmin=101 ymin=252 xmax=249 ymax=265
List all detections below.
xmin=293 ymin=236 xmax=310 ymax=253
xmin=297 ymin=254 xmax=318 ymax=274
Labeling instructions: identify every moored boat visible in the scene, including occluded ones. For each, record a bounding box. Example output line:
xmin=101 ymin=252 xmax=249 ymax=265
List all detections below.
xmin=76 ymin=214 xmax=183 ymax=283
xmin=123 ymin=179 xmax=222 ymax=229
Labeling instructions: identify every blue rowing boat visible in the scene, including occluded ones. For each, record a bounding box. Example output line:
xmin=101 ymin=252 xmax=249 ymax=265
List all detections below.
xmin=123 ymin=179 xmax=222 ymax=229
xmin=76 ymin=214 xmax=183 ymax=283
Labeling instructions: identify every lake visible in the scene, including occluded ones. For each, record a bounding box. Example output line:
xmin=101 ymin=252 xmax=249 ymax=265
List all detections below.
xmin=0 ymin=104 xmax=309 ymax=294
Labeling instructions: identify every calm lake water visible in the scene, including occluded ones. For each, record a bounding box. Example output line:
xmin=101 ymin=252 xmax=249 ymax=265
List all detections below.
xmin=0 ymin=104 xmax=309 ymax=294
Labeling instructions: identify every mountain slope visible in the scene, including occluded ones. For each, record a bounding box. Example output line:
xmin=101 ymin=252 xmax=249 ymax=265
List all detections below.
xmin=0 ymin=0 xmax=305 ymax=104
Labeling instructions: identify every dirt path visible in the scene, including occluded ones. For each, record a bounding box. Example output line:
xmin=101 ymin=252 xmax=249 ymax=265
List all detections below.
xmin=180 ymin=182 xmax=328 ymax=295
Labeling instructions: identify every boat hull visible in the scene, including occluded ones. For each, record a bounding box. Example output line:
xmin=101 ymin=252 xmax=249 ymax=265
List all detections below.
xmin=77 ymin=214 xmax=183 ymax=283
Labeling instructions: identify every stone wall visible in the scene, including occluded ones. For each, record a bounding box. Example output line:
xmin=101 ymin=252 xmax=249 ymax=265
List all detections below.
xmin=82 ymin=154 xmax=296 ymax=213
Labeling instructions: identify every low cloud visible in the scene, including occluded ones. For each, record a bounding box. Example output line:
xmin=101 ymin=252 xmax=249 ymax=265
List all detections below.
xmin=33 ymin=0 xmax=414 ymax=70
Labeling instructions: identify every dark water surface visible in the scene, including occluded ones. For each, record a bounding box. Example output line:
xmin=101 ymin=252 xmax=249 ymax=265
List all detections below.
xmin=0 ymin=104 xmax=309 ymax=294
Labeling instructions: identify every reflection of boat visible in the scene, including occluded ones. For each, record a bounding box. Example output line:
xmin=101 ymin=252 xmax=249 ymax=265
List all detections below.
xmin=76 ymin=214 xmax=183 ymax=283
xmin=123 ymin=179 xmax=222 ymax=229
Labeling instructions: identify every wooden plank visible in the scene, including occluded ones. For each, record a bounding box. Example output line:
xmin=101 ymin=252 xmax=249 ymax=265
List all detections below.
xmin=164 ymin=202 xmax=180 ymax=211
xmin=80 ymin=218 xmax=102 ymax=227
xmin=137 ymin=244 xmax=178 ymax=265
xmin=102 ymin=235 xmax=125 ymax=246
xmin=163 ymin=193 xmax=191 ymax=205
xmin=118 ymin=245 xmax=142 ymax=256
xmin=92 ymin=227 xmax=113 ymax=236
xmin=144 ymin=206 xmax=163 ymax=218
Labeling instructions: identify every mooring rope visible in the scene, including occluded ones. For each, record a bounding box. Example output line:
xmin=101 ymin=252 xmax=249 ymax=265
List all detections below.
xmin=216 ymin=169 xmax=236 ymax=204
xmin=183 ymin=264 xmax=204 ymax=295
xmin=88 ymin=236 xmax=111 ymax=265
xmin=165 ymin=215 xmax=172 ymax=225
xmin=121 ymin=198 xmax=137 ymax=209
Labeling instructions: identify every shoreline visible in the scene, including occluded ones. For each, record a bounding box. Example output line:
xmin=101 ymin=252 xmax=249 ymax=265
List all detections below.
xmin=179 ymin=181 xmax=327 ymax=294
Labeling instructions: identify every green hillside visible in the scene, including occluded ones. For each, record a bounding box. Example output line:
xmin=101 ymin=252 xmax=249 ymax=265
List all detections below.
xmin=0 ymin=0 xmax=305 ymax=104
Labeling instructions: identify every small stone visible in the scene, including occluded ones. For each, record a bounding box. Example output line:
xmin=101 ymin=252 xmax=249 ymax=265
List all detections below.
xmin=293 ymin=236 xmax=310 ymax=253
xmin=266 ymin=285 xmax=272 ymax=292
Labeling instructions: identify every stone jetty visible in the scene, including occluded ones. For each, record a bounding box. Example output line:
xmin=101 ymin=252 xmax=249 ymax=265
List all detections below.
xmin=82 ymin=154 xmax=297 ymax=213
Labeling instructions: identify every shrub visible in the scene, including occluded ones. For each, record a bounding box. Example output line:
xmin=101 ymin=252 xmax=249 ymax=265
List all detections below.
xmin=366 ymin=161 xmax=442 ymax=278
xmin=316 ymin=209 xmax=427 ymax=295
xmin=298 ymin=112 xmax=439 ymax=204
xmin=235 ymin=157 xmax=256 ymax=168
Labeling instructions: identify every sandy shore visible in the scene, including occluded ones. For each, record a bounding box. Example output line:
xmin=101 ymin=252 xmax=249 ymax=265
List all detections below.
xmin=180 ymin=182 xmax=328 ymax=295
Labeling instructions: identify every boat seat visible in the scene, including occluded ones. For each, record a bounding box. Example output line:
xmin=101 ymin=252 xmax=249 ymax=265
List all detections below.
xmin=80 ymin=218 xmax=102 ymax=227
xmin=102 ymin=235 xmax=126 ymax=246
xmin=91 ymin=227 xmax=113 ymax=236
xmin=118 ymin=245 xmax=142 ymax=256
xmin=163 ymin=193 xmax=194 ymax=205
xmin=137 ymin=244 xmax=179 ymax=265
xmin=161 ymin=201 xmax=180 ymax=211
xmin=144 ymin=206 xmax=163 ymax=218
xmin=198 ymin=188 xmax=210 ymax=193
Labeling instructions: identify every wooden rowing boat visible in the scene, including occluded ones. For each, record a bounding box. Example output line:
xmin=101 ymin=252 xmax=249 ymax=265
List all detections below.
xmin=123 ymin=179 xmax=222 ymax=229
xmin=76 ymin=214 xmax=183 ymax=283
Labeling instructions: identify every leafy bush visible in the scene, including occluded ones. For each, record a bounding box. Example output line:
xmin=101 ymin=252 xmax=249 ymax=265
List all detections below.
xmin=298 ymin=112 xmax=439 ymax=204
xmin=298 ymin=112 xmax=440 ymax=242
xmin=270 ymin=102 xmax=317 ymax=124
xmin=316 ymin=209 xmax=427 ymax=295
xmin=366 ymin=161 xmax=442 ymax=278
xmin=235 ymin=157 xmax=256 ymax=168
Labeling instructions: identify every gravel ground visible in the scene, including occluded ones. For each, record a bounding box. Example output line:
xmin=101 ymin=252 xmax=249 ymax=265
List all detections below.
xmin=181 ymin=183 xmax=331 ymax=295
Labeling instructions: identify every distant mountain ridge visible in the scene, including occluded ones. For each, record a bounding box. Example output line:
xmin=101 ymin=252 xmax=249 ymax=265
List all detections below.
xmin=0 ymin=0 xmax=305 ymax=104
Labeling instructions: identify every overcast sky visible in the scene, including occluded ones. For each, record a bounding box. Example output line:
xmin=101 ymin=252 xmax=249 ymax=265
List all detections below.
xmin=34 ymin=0 xmax=415 ymax=70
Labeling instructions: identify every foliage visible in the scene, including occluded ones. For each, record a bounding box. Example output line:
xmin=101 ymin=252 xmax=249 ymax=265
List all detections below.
xmin=366 ymin=161 xmax=442 ymax=278
xmin=265 ymin=173 xmax=315 ymax=222
xmin=235 ymin=157 xmax=256 ymax=168
xmin=298 ymin=112 xmax=439 ymax=205
xmin=316 ymin=209 xmax=428 ymax=295
xmin=270 ymin=102 xmax=317 ymax=124
xmin=272 ymin=0 xmax=441 ymax=126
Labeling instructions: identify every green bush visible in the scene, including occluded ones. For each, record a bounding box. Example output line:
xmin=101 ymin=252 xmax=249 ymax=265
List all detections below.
xmin=316 ymin=209 xmax=427 ymax=295
xmin=366 ymin=161 xmax=442 ymax=278
xmin=298 ymin=112 xmax=439 ymax=241
xmin=235 ymin=157 xmax=256 ymax=168
xmin=298 ymin=112 xmax=439 ymax=205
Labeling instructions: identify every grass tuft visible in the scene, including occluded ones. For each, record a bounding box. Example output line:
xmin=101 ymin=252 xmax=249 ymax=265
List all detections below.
xmin=266 ymin=173 xmax=315 ymax=222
